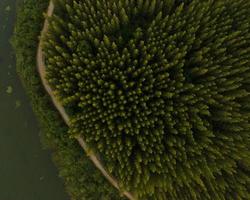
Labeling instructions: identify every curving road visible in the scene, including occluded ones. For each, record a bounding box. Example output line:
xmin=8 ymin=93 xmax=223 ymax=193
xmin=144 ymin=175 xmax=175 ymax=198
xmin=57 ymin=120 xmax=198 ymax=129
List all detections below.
xmin=36 ymin=1 xmax=135 ymax=200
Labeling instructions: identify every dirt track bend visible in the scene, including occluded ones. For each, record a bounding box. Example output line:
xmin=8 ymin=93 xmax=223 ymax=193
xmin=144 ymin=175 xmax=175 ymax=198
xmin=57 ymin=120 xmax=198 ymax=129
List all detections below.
xmin=36 ymin=1 xmax=135 ymax=200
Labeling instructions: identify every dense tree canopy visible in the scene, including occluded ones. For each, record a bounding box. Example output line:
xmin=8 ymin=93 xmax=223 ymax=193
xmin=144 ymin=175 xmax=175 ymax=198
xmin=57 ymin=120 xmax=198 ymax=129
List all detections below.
xmin=44 ymin=0 xmax=250 ymax=199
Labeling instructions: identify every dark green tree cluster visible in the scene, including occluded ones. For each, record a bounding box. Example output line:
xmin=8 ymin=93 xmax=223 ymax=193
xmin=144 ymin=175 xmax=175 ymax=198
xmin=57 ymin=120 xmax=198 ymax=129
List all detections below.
xmin=44 ymin=0 xmax=250 ymax=199
xmin=13 ymin=0 xmax=123 ymax=199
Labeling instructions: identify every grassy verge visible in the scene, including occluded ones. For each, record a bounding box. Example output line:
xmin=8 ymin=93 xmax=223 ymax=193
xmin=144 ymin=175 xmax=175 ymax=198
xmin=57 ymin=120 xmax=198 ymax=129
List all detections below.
xmin=12 ymin=0 xmax=123 ymax=199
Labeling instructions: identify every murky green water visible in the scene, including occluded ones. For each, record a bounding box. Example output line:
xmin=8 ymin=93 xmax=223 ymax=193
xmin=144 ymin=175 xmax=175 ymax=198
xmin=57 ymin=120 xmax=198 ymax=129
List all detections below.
xmin=0 ymin=1 xmax=69 ymax=199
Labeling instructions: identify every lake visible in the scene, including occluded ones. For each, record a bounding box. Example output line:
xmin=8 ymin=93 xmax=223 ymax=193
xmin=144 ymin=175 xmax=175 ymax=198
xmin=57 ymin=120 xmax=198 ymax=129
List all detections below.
xmin=0 ymin=0 xmax=69 ymax=199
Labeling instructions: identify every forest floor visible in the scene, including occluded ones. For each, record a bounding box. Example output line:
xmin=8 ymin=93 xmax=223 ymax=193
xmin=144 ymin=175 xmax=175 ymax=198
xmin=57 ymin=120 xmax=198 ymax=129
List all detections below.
xmin=36 ymin=1 xmax=135 ymax=200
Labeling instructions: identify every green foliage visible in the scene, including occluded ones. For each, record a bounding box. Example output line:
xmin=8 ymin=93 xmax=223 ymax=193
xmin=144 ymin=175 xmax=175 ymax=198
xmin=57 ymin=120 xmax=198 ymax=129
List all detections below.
xmin=44 ymin=0 xmax=250 ymax=199
xmin=13 ymin=0 xmax=124 ymax=199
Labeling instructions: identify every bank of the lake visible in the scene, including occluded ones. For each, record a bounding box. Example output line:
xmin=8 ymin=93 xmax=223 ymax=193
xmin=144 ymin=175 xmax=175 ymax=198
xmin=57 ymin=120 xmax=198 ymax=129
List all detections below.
xmin=0 ymin=0 xmax=69 ymax=199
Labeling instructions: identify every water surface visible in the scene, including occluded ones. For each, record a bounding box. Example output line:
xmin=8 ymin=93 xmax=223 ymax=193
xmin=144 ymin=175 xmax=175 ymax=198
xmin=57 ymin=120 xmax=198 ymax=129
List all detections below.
xmin=0 ymin=0 xmax=69 ymax=199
